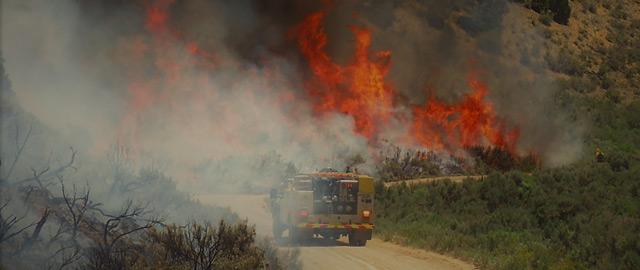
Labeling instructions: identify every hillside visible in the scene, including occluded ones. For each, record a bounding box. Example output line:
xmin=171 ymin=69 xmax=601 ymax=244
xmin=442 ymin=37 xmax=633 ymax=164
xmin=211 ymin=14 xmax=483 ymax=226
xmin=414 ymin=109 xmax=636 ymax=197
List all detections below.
xmin=503 ymin=0 xmax=640 ymax=155
xmin=374 ymin=1 xmax=640 ymax=269
xmin=2 ymin=0 xmax=639 ymax=269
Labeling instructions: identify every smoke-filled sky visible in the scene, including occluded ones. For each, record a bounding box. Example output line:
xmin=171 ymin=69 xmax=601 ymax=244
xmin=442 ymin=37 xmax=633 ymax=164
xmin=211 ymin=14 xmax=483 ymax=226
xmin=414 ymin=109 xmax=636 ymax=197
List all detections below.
xmin=2 ymin=0 xmax=583 ymax=189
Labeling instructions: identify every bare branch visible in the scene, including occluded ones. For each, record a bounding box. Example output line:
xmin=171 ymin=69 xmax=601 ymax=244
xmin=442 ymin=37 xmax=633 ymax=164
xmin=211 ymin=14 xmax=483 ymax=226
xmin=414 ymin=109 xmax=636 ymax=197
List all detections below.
xmin=109 ymin=222 xmax=155 ymax=249
xmin=57 ymin=245 xmax=81 ymax=270
xmin=31 ymin=208 xmax=50 ymax=239
xmin=93 ymin=199 xmax=161 ymax=253
xmin=0 ymin=197 xmax=39 ymax=244
xmin=58 ymin=176 xmax=91 ymax=241
xmin=46 ymin=241 xmax=81 ymax=270
xmin=14 ymin=147 xmax=76 ymax=186
xmin=0 ymin=200 xmax=9 ymax=212
xmin=4 ymin=122 xmax=32 ymax=180
xmin=47 ymin=221 xmax=67 ymax=247
xmin=19 ymin=208 xmax=51 ymax=253
xmin=0 ymin=214 xmax=37 ymax=243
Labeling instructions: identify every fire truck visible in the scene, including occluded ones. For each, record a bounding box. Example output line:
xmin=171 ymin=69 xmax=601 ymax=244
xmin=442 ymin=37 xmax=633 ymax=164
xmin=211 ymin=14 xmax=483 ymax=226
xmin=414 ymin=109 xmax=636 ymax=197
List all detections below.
xmin=269 ymin=169 xmax=374 ymax=246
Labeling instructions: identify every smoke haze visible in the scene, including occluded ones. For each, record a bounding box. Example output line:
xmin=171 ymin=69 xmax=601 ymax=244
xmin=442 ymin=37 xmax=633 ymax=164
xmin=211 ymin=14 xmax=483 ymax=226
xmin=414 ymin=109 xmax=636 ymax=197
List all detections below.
xmin=2 ymin=0 xmax=583 ymax=194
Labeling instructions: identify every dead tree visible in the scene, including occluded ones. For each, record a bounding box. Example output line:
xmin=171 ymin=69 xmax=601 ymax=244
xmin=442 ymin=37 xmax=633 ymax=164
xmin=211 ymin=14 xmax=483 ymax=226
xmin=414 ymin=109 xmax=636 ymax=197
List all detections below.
xmin=100 ymin=200 xmax=160 ymax=249
xmin=1 ymin=170 xmax=92 ymax=269
xmin=0 ymin=197 xmax=56 ymax=268
xmin=85 ymin=199 xmax=162 ymax=269
xmin=49 ymin=245 xmax=81 ymax=270
xmin=58 ymin=176 xmax=92 ymax=240
xmin=0 ymin=198 xmax=38 ymax=245
xmin=14 ymin=147 xmax=77 ymax=187
xmin=2 ymin=122 xmax=32 ymax=183
xmin=20 ymin=207 xmax=50 ymax=251
xmin=37 ymin=176 xmax=98 ymax=269
xmin=107 ymin=143 xmax=135 ymax=195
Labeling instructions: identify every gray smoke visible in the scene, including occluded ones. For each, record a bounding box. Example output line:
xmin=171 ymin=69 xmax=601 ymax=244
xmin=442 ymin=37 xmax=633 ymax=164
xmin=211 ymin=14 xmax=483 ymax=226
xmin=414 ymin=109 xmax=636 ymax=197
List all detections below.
xmin=1 ymin=0 xmax=582 ymax=198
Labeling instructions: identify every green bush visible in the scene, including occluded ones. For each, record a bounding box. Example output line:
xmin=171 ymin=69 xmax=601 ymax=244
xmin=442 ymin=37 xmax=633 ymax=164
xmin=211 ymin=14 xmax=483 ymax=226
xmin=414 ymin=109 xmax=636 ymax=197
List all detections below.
xmin=376 ymin=161 xmax=640 ymax=269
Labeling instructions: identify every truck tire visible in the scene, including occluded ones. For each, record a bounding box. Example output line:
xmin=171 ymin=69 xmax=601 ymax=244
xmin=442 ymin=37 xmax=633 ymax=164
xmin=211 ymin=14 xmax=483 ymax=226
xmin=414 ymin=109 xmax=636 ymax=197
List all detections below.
xmin=348 ymin=233 xmax=367 ymax=246
xmin=289 ymin=226 xmax=298 ymax=245
xmin=272 ymin=221 xmax=283 ymax=241
xmin=290 ymin=227 xmax=314 ymax=245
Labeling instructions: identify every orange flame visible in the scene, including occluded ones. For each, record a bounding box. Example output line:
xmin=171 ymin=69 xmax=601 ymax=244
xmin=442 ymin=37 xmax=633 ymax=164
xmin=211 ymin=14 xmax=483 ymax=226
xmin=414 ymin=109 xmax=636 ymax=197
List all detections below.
xmin=296 ymin=11 xmax=519 ymax=153
xmin=295 ymin=11 xmax=394 ymax=139
xmin=411 ymin=76 xmax=520 ymax=152
xmin=117 ymin=0 xmax=220 ymax=152
xmin=116 ymin=2 xmax=521 ymax=159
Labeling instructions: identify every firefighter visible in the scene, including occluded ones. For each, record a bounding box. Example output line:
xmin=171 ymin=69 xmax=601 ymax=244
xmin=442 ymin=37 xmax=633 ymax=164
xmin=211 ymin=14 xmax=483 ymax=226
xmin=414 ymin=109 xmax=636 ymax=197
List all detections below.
xmin=595 ymin=147 xmax=605 ymax=163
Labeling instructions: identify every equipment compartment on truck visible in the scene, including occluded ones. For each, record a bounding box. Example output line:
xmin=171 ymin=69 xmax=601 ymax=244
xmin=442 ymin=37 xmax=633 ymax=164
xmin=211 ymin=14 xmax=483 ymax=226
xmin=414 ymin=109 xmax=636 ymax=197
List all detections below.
xmin=270 ymin=171 xmax=374 ymax=246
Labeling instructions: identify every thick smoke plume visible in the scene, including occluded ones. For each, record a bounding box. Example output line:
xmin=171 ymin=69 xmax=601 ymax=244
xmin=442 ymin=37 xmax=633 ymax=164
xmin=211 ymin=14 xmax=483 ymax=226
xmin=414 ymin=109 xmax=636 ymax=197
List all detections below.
xmin=2 ymin=0 xmax=582 ymax=195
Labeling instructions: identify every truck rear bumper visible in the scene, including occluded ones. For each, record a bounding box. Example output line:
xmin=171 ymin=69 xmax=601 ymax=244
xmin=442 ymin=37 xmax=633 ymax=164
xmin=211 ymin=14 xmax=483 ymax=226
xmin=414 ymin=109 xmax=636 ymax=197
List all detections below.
xmin=293 ymin=223 xmax=373 ymax=241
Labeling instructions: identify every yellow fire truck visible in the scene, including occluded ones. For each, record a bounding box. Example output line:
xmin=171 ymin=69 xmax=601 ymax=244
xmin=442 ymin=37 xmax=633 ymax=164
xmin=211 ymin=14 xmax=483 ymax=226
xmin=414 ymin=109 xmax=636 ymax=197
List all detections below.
xmin=270 ymin=170 xmax=374 ymax=246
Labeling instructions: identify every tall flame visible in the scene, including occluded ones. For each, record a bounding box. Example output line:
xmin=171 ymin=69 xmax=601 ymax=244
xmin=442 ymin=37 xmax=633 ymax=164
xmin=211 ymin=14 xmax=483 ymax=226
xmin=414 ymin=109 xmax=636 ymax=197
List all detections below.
xmin=411 ymin=76 xmax=520 ymax=152
xmin=295 ymin=11 xmax=394 ymax=139
xmin=117 ymin=0 xmax=219 ymax=153
xmin=295 ymin=10 xmax=520 ymax=153
xmin=116 ymin=1 xmax=521 ymax=159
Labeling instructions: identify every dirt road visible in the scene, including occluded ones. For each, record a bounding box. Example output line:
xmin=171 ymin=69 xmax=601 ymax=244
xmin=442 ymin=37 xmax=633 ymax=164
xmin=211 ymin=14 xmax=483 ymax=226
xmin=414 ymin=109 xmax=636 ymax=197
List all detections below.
xmin=383 ymin=175 xmax=485 ymax=188
xmin=196 ymin=194 xmax=474 ymax=270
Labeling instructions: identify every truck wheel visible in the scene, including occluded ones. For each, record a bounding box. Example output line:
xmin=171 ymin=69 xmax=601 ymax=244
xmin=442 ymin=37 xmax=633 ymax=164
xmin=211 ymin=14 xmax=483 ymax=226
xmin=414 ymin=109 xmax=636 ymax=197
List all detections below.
xmin=349 ymin=233 xmax=366 ymax=246
xmin=272 ymin=222 xmax=283 ymax=241
xmin=289 ymin=226 xmax=298 ymax=245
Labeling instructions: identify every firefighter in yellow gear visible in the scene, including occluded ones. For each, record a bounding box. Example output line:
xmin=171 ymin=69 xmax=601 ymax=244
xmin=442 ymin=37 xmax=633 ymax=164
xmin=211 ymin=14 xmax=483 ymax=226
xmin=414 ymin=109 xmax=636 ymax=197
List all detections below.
xmin=595 ymin=147 xmax=605 ymax=163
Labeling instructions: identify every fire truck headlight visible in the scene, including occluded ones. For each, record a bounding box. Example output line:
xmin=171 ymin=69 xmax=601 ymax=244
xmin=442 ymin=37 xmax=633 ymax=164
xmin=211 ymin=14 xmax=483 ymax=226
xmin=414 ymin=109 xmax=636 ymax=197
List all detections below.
xmin=362 ymin=210 xmax=371 ymax=218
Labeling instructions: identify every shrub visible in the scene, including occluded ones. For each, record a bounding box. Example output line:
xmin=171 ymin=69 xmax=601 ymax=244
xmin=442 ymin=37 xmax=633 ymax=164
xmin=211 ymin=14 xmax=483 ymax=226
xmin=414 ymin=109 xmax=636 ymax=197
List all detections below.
xmin=86 ymin=220 xmax=271 ymax=270
xmin=375 ymin=161 xmax=640 ymax=269
xmin=465 ymin=146 xmax=540 ymax=173
xmin=376 ymin=146 xmax=442 ymax=181
xmin=549 ymin=47 xmax=586 ymax=75
xmin=539 ymin=10 xmax=554 ymax=26
xmin=515 ymin=0 xmax=571 ymax=25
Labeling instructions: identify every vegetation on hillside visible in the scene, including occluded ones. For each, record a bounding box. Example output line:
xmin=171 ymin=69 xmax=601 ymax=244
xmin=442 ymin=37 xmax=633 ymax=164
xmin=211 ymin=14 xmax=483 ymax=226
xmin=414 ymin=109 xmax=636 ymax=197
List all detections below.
xmin=513 ymin=0 xmax=571 ymax=25
xmin=552 ymin=1 xmax=640 ymax=155
xmin=376 ymin=144 xmax=540 ymax=181
xmin=374 ymin=1 xmax=640 ymax=269
xmin=376 ymin=158 xmax=640 ymax=269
